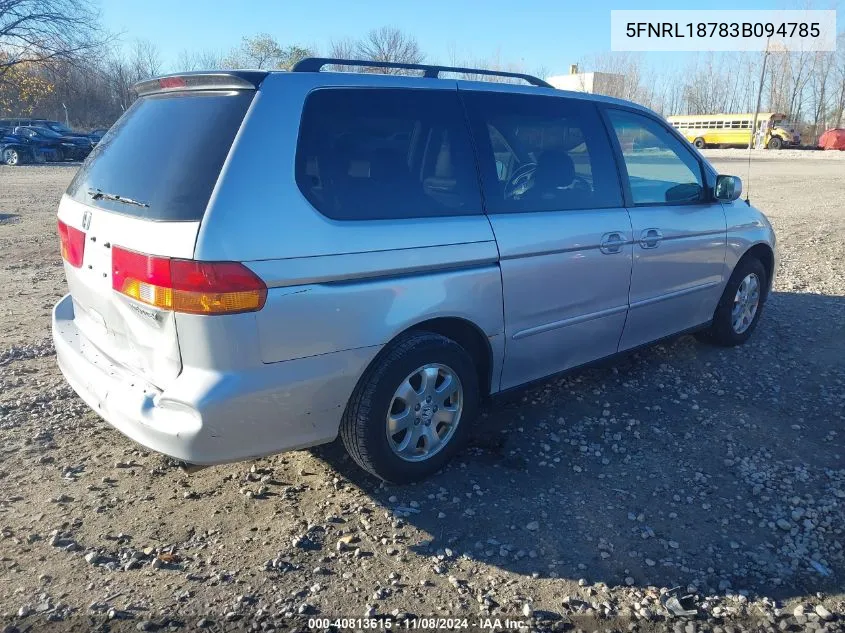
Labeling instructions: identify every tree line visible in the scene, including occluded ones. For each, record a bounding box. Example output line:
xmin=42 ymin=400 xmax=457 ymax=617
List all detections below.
xmin=582 ymin=41 xmax=845 ymax=142
xmin=2 ymin=0 xmax=844 ymax=140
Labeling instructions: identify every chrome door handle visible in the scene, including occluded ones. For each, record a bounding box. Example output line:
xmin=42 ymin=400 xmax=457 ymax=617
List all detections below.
xmin=639 ymin=228 xmax=663 ymax=249
xmin=600 ymin=232 xmax=626 ymax=254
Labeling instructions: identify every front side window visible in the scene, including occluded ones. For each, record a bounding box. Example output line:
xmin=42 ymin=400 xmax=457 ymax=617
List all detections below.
xmin=462 ymin=91 xmax=622 ymax=213
xmin=607 ymin=109 xmax=704 ymax=205
xmin=295 ymin=88 xmax=481 ymax=221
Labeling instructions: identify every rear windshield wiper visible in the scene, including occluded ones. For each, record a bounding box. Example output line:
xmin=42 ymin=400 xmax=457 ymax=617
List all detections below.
xmin=88 ymin=189 xmax=149 ymax=208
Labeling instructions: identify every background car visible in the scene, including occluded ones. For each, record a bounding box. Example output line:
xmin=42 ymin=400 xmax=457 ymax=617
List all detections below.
xmin=13 ymin=126 xmax=93 ymax=161
xmin=1 ymin=118 xmax=79 ymax=135
xmin=88 ymin=128 xmax=110 ymax=145
xmin=1 ymin=127 xmax=61 ymax=165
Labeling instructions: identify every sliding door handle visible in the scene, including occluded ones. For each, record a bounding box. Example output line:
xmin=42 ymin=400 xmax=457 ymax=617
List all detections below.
xmin=600 ymin=232 xmax=626 ymax=254
xmin=639 ymin=228 xmax=663 ymax=249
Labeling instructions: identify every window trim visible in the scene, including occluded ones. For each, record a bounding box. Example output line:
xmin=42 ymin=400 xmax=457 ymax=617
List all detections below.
xmin=459 ymin=90 xmax=626 ymax=215
xmin=599 ymin=105 xmax=714 ymax=208
xmin=293 ymin=86 xmax=485 ymax=222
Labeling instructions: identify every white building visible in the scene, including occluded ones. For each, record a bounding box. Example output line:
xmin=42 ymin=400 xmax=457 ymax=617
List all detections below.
xmin=546 ymin=65 xmax=625 ymax=96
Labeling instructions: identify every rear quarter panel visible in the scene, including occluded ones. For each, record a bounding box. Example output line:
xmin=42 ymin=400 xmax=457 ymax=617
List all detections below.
xmin=246 ymin=243 xmax=504 ymax=391
xmin=194 ymin=72 xmax=506 ymax=390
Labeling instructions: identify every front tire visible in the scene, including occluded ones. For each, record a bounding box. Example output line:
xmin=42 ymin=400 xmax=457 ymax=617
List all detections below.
xmin=767 ymin=136 xmax=783 ymax=150
xmin=2 ymin=148 xmax=21 ymax=166
xmin=340 ymin=332 xmax=479 ymax=483
xmin=693 ymin=137 xmax=706 ymax=149
xmin=701 ymin=257 xmax=767 ymax=347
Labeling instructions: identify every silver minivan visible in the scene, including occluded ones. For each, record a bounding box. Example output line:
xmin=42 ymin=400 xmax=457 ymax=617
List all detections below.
xmin=52 ymin=59 xmax=776 ymax=483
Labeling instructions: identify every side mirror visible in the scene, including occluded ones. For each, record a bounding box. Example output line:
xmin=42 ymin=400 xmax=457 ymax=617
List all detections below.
xmin=714 ymin=174 xmax=742 ymax=202
xmin=495 ymin=159 xmax=506 ymax=180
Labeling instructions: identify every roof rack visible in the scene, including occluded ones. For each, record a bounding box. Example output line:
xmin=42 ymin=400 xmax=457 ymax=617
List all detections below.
xmin=291 ymin=57 xmax=552 ymax=88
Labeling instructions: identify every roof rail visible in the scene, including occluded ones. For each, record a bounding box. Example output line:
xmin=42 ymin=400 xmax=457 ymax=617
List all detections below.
xmin=291 ymin=57 xmax=552 ymax=88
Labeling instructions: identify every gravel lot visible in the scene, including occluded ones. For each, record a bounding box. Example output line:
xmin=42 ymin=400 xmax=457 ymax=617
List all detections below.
xmin=1 ymin=151 xmax=843 ymax=632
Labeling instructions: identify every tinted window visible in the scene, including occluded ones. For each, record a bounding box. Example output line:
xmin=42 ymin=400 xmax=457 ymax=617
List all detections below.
xmin=295 ymin=89 xmax=481 ymax=221
xmin=462 ymin=91 xmax=622 ymax=213
xmin=48 ymin=122 xmax=74 ymax=134
xmin=607 ymin=109 xmax=704 ymax=205
xmin=67 ymin=90 xmax=253 ymax=221
xmin=33 ymin=127 xmax=62 ymax=138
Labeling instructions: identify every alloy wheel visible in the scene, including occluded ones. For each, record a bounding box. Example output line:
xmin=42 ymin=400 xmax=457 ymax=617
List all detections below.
xmin=385 ymin=363 xmax=464 ymax=462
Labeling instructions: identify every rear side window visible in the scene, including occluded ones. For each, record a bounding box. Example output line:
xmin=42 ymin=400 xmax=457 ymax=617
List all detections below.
xmin=462 ymin=91 xmax=622 ymax=213
xmin=295 ymin=88 xmax=481 ymax=221
xmin=67 ymin=90 xmax=254 ymax=221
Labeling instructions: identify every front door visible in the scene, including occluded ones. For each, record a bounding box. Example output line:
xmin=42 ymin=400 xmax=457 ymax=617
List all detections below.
xmin=461 ymin=89 xmax=633 ymax=390
xmin=604 ymin=108 xmax=727 ymax=352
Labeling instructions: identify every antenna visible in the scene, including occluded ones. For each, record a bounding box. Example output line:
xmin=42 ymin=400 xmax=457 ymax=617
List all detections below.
xmin=745 ymin=132 xmax=754 ymax=206
xmin=746 ymin=38 xmax=771 ymax=205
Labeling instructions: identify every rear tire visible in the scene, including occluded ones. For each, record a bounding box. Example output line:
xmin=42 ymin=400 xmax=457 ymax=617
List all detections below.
xmin=340 ymin=332 xmax=479 ymax=483
xmin=700 ymin=257 xmax=767 ymax=347
xmin=693 ymin=137 xmax=706 ymax=149
xmin=767 ymin=136 xmax=783 ymax=150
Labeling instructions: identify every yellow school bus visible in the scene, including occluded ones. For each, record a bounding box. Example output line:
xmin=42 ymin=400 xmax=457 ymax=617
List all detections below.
xmin=667 ymin=113 xmax=801 ymax=149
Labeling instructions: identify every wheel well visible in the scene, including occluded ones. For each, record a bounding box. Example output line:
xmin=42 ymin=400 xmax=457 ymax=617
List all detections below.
xmin=406 ymin=318 xmax=493 ymax=397
xmin=741 ymin=244 xmax=775 ymax=297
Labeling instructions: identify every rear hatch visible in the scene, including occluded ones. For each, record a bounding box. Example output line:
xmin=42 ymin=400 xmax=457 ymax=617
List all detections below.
xmin=57 ymin=73 xmax=262 ymax=389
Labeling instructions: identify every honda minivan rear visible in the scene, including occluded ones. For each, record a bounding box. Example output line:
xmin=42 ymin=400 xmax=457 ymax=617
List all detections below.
xmin=52 ymin=71 xmax=382 ymax=466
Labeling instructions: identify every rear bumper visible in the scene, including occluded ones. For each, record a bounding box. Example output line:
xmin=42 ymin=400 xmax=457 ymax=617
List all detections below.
xmin=52 ymin=294 xmax=378 ymax=464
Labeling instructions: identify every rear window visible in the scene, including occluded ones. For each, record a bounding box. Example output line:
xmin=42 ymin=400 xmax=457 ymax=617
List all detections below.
xmin=67 ymin=90 xmax=253 ymax=221
xmin=295 ymin=88 xmax=482 ymax=221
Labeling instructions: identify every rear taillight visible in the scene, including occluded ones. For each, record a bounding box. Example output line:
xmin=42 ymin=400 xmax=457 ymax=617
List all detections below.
xmin=58 ymin=219 xmax=85 ymax=267
xmin=158 ymin=76 xmax=187 ymax=89
xmin=112 ymin=246 xmax=267 ymax=315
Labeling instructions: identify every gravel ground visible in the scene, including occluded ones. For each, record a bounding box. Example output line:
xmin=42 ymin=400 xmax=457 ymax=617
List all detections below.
xmin=1 ymin=152 xmax=843 ymax=632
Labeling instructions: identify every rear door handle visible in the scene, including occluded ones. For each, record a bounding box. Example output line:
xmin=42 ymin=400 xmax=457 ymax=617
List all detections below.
xmin=600 ymin=231 xmax=626 ymax=255
xmin=639 ymin=228 xmax=663 ymax=249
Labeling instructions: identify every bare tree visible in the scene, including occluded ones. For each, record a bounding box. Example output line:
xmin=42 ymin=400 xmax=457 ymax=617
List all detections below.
xmin=329 ymin=27 xmax=423 ymax=74
xmin=832 ymin=32 xmax=845 ymax=128
xmin=174 ymin=48 xmax=225 ymax=72
xmin=328 ymin=38 xmax=356 ymax=61
xmin=358 ymin=26 xmax=423 ymax=71
xmin=326 ymin=38 xmax=360 ymax=73
xmin=445 ymin=45 xmax=531 ymax=84
xmin=131 ymin=39 xmax=162 ymax=79
xmin=101 ymin=39 xmax=162 ymax=113
xmin=787 ymin=50 xmax=813 ymax=121
xmin=222 ymin=34 xmax=314 ymax=70
xmin=0 ymin=0 xmax=106 ymax=75
xmin=580 ymin=52 xmax=648 ymax=104
xmin=808 ymin=51 xmax=835 ymax=139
